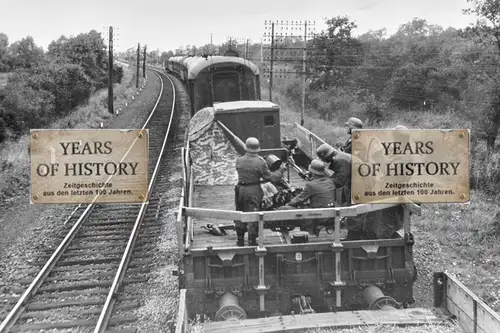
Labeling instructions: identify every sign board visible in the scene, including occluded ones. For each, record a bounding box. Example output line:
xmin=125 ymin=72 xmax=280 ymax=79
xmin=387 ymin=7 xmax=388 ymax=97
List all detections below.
xmin=30 ymin=129 xmax=149 ymax=204
xmin=351 ymin=129 xmax=470 ymax=204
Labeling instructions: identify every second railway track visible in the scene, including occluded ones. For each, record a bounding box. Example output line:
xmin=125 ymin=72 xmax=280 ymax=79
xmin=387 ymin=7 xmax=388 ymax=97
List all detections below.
xmin=0 ymin=69 xmax=178 ymax=333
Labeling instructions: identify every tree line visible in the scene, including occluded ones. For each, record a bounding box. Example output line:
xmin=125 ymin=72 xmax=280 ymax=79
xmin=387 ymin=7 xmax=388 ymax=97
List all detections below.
xmin=0 ymin=30 xmax=124 ymax=143
xmin=163 ymin=0 xmax=499 ymax=192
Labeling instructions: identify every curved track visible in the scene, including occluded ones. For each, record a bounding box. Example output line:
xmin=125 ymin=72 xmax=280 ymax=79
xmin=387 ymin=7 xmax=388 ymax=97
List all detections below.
xmin=0 ymin=69 xmax=176 ymax=333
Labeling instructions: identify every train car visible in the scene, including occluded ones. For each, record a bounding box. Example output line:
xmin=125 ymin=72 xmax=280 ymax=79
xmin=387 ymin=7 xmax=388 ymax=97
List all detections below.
xmin=165 ymin=56 xmax=261 ymax=115
xmin=172 ymin=99 xmax=438 ymax=332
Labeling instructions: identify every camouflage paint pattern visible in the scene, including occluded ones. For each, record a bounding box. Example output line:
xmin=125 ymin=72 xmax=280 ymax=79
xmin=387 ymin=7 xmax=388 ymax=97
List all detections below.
xmin=188 ymin=108 xmax=239 ymax=186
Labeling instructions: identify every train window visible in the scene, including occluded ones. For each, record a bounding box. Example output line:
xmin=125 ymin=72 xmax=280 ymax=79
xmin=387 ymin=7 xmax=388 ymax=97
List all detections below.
xmin=212 ymin=72 xmax=241 ymax=102
xmin=264 ymin=115 xmax=274 ymax=126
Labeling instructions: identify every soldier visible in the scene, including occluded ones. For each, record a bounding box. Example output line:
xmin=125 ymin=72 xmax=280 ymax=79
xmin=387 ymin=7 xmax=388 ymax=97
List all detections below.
xmin=235 ymin=137 xmax=286 ymax=246
xmin=341 ymin=117 xmax=363 ymax=154
xmin=280 ymin=159 xmax=336 ymax=209
xmin=278 ymin=159 xmax=336 ymax=236
xmin=363 ymin=125 xmax=411 ymax=240
xmin=316 ymin=143 xmax=352 ymax=205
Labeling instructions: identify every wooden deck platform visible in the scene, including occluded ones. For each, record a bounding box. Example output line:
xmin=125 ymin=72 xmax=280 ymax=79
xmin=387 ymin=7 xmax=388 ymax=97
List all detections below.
xmin=202 ymin=307 xmax=449 ymax=333
xmin=190 ymin=168 xmax=348 ymax=249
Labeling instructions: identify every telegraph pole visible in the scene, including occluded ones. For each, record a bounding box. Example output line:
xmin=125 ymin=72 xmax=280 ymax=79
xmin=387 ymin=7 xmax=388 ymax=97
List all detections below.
xmin=108 ymin=26 xmax=114 ymax=114
xmin=143 ymin=45 xmax=147 ymax=78
xmin=262 ymin=20 xmax=315 ymax=123
xmin=301 ymin=22 xmax=307 ymax=126
xmin=269 ymin=22 xmax=275 ymax=101
xmin=136 ymin=43 xmax=140 ymax=88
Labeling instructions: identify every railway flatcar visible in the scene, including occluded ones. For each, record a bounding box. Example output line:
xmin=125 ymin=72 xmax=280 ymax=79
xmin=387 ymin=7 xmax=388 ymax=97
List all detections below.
xmin=165 ymin=56 xmax=261 ymax=115
xmin=172 ymin=99 xmax=438 ymax=332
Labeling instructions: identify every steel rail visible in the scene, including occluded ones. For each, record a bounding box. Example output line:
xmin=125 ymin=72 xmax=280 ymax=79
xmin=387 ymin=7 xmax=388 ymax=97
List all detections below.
xmin=0 ymin=69 xmax=167 ymax=333
xmin=93 ymin=69 xmax=176 ymax=333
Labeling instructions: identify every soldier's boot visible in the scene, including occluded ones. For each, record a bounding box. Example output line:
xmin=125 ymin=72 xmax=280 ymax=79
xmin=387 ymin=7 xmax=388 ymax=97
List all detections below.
xmin=248 ymin=234 xmax=258 ymax=246
xmin=236 ymin=232 xmax=245 ymax=247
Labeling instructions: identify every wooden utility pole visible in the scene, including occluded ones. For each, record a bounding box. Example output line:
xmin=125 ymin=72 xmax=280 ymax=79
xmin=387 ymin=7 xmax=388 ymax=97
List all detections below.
xmin=136 ymin=43 xmax=140 ymax=88
xmin=263 ymin=20 xmax=315 ymax=123
xmin=269 ymin=22 xmax=275 ymax=102
xmin=301 ymin=22 xmax=307 ymax=126
xmin=108 ymin=26 xmax=114 ymax=114
xmin=143 ymin=45 xmax=147 ymax=78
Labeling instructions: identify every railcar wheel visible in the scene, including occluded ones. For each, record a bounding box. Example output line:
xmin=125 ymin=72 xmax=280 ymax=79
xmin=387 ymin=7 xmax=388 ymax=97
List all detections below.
xmin=214 ymin=292 xmax=247 ymax=321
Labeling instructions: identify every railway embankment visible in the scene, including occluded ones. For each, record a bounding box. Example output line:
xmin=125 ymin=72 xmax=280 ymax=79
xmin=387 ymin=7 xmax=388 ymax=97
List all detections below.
xmin=0 ymin=66 xmax=161 ymax=300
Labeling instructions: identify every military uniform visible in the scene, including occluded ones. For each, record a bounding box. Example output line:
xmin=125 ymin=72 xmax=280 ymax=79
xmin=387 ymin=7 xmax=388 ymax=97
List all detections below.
xmin=279 ymin=160 xmax=336 ymax=236
xmin=341 ymin=137 xmax=353 ymax=154
xmin=235 ymin=153 xmax=284 ymax=245
xmin=361 ymin=126 xmax=410 ymax=240
xmin=287 ymin=176 xmax=336 ymax=208
xmin=326 ymin=151 xmax=352 ymax=205
xmin=341 ymin=117 xmax=363 ymax=155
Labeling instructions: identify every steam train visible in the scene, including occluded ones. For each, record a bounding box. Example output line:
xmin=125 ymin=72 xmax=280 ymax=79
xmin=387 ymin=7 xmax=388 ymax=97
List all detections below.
xmin=166 ymin=56 xmax=431 ymax=332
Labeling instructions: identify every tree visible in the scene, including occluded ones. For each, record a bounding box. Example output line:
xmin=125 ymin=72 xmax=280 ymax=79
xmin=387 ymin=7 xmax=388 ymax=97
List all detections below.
xmin=462 ymin=0 xmax=500 ymax=166
xmin=8 ymin=36 xmax=44 ymax=69
xmin=0 ymin=32 xmax=9 ymax=71
xmin=47 ymin=30 xmax=107 ymax=88
xmin=307 ymin=16 xmax=364 ymax=90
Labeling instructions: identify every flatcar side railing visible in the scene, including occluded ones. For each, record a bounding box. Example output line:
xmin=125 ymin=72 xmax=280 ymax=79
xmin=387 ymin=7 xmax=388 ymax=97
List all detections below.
xmin=175 ymin=289 xmax=189 ymax=333
xmin=185 ymin=166 xmax=194 ymax=252
xmin=177 ymin=147 xmax=187 ymax=258
xmin=183 ymin=201 xmax=421 ymax=223
xmin=434 ymin=272 xmax=500 ymax=333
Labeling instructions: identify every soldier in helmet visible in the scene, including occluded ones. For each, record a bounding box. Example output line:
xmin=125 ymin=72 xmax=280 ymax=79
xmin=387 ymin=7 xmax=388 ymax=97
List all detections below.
xmin=363 ymin=125 xmax=411 ymax=240
xmin=341 ymin=117 xmax=363 ymax=154
xmin=280 ymin=159 xmax=336 ymax=209
xmin=235 ymin=137 xmax=287 ymax=246
xmin=278 ymin=159 xmax=336 ymax=235
xmin=316 ymin=143 xmax=352 ymax=205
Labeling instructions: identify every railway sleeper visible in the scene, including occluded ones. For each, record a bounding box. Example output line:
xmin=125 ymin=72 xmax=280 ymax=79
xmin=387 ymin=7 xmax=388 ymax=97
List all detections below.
xmin=37 ymin=239 xmax=155 ymax=254
xmin=55 ymin=254 xmax=153 ymax=266
xmin=1 ymin=301 xmax=140 ymax=321
xmin=84 ymin=219 xmax=162 ymax=227
xmin=18 ymin=267 xmax=150 ymax=284
xmin=28 ymin=289 xmax=122 ymax=299
xmin=106 ymin=328 xmax=137 ymax=333
xmin=81 ymin=224 xmax=163 ymax=232
xmin=9 ymin=316 xmax=137 ymax=332
xmin=75 ymin=230 xmax=163 ymax=238
xmin=26 ymin=296 xmax=136 ymax=310
xmin=23 ymin=256 xmax=153 ymax=268
xmin=59 ymin=234 xmax=159 ymax=242
xmin=32 ymin=247 xmax=156 ymax=258
xmin=36 ymin=277 xmax=148 ymax=293
xmin=8 ymin=276 xmax=146 ymax=295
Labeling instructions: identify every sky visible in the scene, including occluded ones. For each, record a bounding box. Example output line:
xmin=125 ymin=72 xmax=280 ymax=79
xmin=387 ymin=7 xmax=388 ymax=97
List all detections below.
xmin=2 ymin=0 xmax=480 ymax=53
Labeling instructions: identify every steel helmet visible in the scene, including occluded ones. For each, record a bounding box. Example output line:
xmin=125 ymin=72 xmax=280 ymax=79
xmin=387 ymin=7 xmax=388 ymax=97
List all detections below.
xmin=345 ymin=117 xmax=363 ymax=129
xmin=308 ymin=159 xmax=325 ymax=176
xmin=317 ymin=143 xmax=337 ymax=160
xmin=245 ymin=137 xmax=261 ymax=153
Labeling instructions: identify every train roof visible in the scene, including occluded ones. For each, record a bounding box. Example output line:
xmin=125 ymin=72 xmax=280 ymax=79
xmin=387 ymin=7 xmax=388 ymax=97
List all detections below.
xmin=167 ymin=56 xmax=260 ymax=79
xmin=213 ymin=100 xmax=278 ymax=113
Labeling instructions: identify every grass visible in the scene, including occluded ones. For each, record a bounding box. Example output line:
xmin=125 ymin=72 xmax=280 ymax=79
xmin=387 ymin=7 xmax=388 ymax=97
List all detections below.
xmin=0 ymin=64 xmax=145 ymax=200
xmin=268 ymin=87 xmax=500 ymax=314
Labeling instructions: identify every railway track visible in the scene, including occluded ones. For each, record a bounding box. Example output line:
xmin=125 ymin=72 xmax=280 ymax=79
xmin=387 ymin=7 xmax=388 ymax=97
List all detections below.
xmin=0 ymin=69 xmax=177 ymax=333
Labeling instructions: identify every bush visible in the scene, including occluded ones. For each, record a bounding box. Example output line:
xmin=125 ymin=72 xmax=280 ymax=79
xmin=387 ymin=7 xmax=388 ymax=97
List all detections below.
xmin=1 ymin=79 xmax=55 ymax=131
